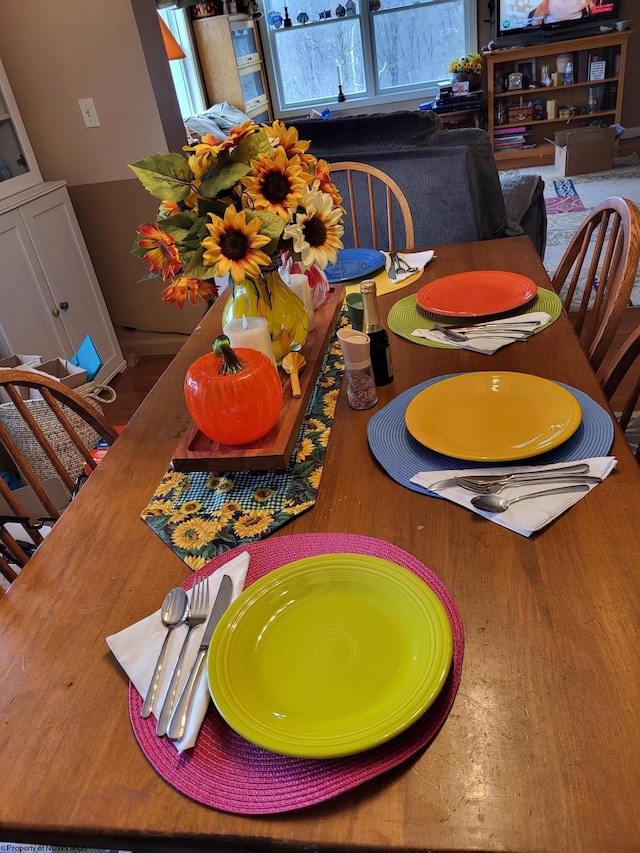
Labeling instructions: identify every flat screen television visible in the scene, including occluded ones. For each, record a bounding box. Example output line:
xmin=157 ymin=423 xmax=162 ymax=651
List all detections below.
xmin=497 ymin=0 xmax=620 ymax=44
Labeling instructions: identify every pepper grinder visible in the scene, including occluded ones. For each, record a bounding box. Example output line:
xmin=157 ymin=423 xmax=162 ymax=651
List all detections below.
xmin=337 ymin=328 xmax=378 ymax=409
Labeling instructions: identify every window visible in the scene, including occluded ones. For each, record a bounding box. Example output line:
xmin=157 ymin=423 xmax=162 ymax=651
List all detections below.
xmin=158 ymin=7 xmax=207 ymax=120
xmin=259 ymin=0 xmax=476 ymax=116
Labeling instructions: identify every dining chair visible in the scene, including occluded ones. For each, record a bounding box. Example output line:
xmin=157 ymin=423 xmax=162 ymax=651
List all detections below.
xmin=0 ymin=369 xmax=119 ymax=582
xmin=329 ymin=161 xmax=416 ymax=251
xmin=600 ymin=322 xmax=640 ymax=461
xmin=550 ymin=196 xmax=640 ymax=372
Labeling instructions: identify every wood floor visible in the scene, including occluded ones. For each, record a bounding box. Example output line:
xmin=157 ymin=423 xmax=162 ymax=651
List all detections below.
xmin=104 ymin=307 xmax=640 ymax=427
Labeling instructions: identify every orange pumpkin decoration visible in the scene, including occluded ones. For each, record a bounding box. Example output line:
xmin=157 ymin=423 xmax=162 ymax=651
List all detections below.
xmin=184 ymin=336 xmax=282 ymax=445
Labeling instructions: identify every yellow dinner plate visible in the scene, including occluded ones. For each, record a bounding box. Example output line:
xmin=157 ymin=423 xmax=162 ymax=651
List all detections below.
xmin=208 ymin=554 xmax=453 ymax=758
xmin=404 ymin=372 xmax=583 ymax=462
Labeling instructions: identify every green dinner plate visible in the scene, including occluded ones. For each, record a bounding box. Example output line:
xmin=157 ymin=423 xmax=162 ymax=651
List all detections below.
xmin=208 ymin=554 xmax=453 ymax=758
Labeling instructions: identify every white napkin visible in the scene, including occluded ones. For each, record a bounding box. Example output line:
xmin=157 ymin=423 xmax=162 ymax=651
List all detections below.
xmin=411 ymin=311 xmax=551 ymax=354
xmin=410 ymin=457 xmax=617 ymax=537
xmin=384 ymin=250 xmax=435 ymax=282
xmin=106 ymin=551 xmax=250 ymax=752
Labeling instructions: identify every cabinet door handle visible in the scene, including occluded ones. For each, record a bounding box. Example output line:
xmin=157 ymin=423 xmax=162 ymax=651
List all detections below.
xmin=59 ymin=301 xmax=69 ymax=310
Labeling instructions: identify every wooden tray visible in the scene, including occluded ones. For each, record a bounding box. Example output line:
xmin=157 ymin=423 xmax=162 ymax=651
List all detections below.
xmin=172 ymin=285 xmax=344 ymax=473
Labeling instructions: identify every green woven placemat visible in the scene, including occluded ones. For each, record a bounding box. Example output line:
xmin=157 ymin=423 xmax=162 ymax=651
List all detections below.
xmin=387 ymin=287 xmax=563 ymax=349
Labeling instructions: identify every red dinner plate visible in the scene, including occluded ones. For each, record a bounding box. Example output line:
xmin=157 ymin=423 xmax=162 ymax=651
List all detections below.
xmin=416 ymin=270 xmax=538 ymax=317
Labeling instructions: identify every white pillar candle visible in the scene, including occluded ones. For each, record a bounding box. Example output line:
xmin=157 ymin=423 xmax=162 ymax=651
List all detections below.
xmin=288 ymin=273 xmax=315 ymax=331
xmin=222 ymin=315 xmax=277 ymax=367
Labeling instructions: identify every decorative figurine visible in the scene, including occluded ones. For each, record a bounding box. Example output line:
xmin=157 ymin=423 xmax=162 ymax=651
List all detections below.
xmin=297 ymin=11 xmax=309 ymax=23
xmin=346 ymin=0 xmax=356 ymax=13
xmin=369 ymin=0 xmax=381 ymax=10
xmin=319 ymin=9 xmax=332 ymax=18
xmin=283 ymin=6 xmax=292 ymax=26
xmin=267 ymin=10 xmax=284 ymax=26
xmin=336 ymin=3 xmax=346 ymax=15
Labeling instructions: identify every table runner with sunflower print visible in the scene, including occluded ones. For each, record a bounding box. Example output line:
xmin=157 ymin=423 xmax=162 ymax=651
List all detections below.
xmin=141 ymin=317 xmax=346 ymax=570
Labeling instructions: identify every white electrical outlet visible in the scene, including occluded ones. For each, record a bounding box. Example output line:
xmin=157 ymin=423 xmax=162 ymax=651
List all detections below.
xmin=78 ymin=98 xmax=100 ymax=128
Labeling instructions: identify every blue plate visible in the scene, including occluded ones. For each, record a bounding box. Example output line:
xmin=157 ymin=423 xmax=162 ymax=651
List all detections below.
xmin=367 ymin=375 xmax=615 ymax=496
xmin=325 ymin=249 xmax=386 ymax=283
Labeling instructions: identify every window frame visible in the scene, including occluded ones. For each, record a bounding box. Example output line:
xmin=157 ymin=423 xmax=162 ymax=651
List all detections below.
xmin=258 ymin=0 xmax=477 ymax=118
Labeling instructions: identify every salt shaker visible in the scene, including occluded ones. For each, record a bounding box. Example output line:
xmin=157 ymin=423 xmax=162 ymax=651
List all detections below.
xmin=337 ymin=328 xmax=378 ymax=410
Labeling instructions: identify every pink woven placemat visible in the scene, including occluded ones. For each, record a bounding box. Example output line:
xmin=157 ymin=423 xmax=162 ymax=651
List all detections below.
xmin=129 ymin=533 xmax=464 ymax=814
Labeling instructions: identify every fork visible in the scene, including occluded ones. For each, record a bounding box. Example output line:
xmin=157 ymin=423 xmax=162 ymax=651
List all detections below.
xmin=455 ymin=474 xmax=602 ymax=494
xmin=156 ymin=575 xmax=209 ymax=737
xmin=392 ymin=252 xmax=419 ymax=275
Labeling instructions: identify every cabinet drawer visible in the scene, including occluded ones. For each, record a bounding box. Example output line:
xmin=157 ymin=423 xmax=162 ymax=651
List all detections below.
xmin=239 ymin=64 xmax=266 ymax=104
xmin=230 ymin=21 xmax=260 ymax=67
xmin=245 ymin=93 xmax=269 ymax=115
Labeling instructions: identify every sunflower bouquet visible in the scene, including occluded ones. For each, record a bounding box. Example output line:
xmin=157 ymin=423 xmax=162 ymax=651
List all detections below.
xmin=130 ymin=120 xmax=345 ymax=309
xmin=448 ymin=53 xmax=483 ymax=76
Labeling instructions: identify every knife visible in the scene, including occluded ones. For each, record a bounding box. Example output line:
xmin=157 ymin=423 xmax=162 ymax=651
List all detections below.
xmin=166 ymin=574 xmax=233 ymax=742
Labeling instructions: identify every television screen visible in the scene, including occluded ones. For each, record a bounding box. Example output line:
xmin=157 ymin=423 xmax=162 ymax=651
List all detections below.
xmin=498 ymin=0 xmax=619 ymax=39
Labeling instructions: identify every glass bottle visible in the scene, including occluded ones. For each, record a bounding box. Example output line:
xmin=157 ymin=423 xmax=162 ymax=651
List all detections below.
xmin=283 ymin=6 xmax=292 ymax=26
xmin=564 ymin=61 xmax=573 ymax=85
xmin=360 ymin=279 xmax=393 ymax=386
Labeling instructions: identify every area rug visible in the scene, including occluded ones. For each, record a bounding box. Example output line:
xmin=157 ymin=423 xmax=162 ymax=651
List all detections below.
xmin=506 ymin=156 xmax=640 ymax=306
xmin=545 ymin=179 xmax=586 ymax=214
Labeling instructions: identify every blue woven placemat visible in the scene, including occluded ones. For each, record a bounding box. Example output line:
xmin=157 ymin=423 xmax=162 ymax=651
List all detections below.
xmin=367 ymin=375 xmax=615 ymax=495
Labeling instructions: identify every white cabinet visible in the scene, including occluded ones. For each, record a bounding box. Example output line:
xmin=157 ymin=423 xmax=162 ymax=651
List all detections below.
xmin=0 ymin=181 xmax=126 ymax=382
xmin=0 ymin=56 xmax=42 ymax=201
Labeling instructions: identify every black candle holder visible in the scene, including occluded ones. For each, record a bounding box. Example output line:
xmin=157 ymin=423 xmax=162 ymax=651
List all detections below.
xmin=337 ymin=85 xmax=346 ymax=102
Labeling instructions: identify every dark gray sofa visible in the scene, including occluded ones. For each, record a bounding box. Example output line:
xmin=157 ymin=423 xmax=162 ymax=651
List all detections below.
xmin=293 ymin=110 xmax=546 ymax=257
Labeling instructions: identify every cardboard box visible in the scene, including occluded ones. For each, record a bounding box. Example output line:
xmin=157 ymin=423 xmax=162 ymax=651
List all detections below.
xmin=0 ymin=477 xmax=70 ymax=517
xmin=33 ymin=358 xmax=88 ymax=389
xmin=0 ymin=355 xmax=42 ymax=402
xmin=551 ymin=126 xmax=615 ymax=177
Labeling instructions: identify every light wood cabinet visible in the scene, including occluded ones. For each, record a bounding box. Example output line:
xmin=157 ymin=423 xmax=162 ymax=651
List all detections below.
xmin=486 ymin=30 xmax=631 ymax=169
xmin=193 ymin=15 xmax=272 ymax=123
xmin=0 ymin=181 xmax=126 ymax=382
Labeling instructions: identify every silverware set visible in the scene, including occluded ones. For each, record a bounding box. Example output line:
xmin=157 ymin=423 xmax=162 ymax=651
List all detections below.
xmin=156 ymin=575 xmax=210 ymax=737
xmin=429 ymin=463 xmax=600 ymax=494
xmin=142 ymin=574 xmax=234 ymax=742
xmin=388 ymin=252 xmax=419 ymax=280
xmin=432 ymin=321 xmax=539 ymax=342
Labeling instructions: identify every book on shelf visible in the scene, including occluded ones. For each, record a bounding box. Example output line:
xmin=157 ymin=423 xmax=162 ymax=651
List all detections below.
xmin=494 ymin=126 xmax=527 ymax=136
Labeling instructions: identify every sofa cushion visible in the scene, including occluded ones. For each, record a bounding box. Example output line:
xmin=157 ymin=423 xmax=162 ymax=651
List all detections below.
xmin=295 ymin=112 xmax=508 ymax=247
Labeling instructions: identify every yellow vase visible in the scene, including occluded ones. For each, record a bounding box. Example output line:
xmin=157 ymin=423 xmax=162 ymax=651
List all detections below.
xmin=222 ymin=265 xmax=309 ymax=363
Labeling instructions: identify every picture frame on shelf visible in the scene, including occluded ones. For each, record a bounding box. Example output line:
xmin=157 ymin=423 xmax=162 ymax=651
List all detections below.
xmin=516 ymin=59 xmax=536 ymax=87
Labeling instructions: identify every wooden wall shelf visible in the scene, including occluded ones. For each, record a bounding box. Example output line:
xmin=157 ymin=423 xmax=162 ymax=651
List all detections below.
xmin=486 ymin=30 xmax=631 ymax=169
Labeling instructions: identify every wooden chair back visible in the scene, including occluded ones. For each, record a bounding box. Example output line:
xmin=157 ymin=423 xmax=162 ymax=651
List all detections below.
xmin=551 ymin=196 xmax=640 ymax=372
xmin=600 ymin=322 xmax=640 ymax=461
xmin=329 ymin=161 xmax=415 ymax=251
xmin=0 ymin=369 xmax=119 ymax=583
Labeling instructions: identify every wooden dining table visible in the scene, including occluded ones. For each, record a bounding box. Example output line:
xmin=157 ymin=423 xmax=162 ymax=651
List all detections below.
xmin=1 ymin=236 xmax=639 ymax=853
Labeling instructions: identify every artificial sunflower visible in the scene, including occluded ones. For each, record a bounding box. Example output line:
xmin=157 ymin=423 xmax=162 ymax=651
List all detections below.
xmin=243 ymin=146 xmax=313 ymax=217
xmin=283 ymin=188 xmax=344 ymax=268
xmin=161 ymin=276 xmax=217 ymax=307
xmin=135 ymin=222 xmax=182 ymax=280
xmin=263 ymin=119 xmax=316 ymax=168
xmin=130 ymin=119 xmax=344 ymax=309
xmin=202 ymin=205 xmax=272 ymax=285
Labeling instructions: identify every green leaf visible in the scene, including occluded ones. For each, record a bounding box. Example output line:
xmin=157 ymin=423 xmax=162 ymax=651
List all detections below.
xmin=128 ymin=153 xmax=194 ymax=202
xmin=196 ymin=196 xmax=229 ymax=220
xmin=231 ymin=129 xmax=272 ymax=163
xmin=183 ymin=245 xmax=217 ymax=280
xmin=200 ymin=161 xmax=251 ymax=197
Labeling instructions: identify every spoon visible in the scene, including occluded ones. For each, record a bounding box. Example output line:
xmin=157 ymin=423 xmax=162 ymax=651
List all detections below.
xmin=282 ymin=351 xmax=306 ymax=397
xmin=141 ymin=587 xmax=188 ymax=719
xmin=471 ymin=483 xmax=590 ymax=513
xmin=457 ymin=474 xmax=603 ymax=494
